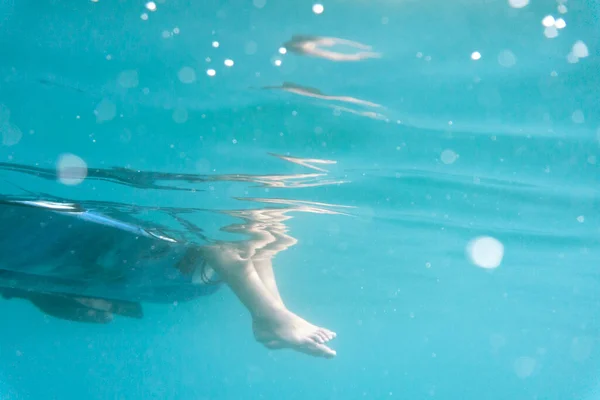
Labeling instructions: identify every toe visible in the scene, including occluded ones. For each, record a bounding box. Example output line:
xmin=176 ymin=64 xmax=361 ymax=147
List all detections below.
xmin=316 ymin=330 xmax=330 ymax=342
xmin=313 ymin=343 xmax=337 ymax=359
xmin=298 ymin=339 xmax=337 ymax=358
xmin=309 ymin=332 xmax=325 ymax=344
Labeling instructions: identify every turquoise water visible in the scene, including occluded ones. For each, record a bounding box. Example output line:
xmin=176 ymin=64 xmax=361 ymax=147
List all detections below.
xmin=1 ymin=0 xmax=599 ymax=398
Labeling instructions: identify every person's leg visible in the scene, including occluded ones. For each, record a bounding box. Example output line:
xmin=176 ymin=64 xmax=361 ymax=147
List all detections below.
xmin=251 ymin=227 xmax=298 ymax=306
xmin=201 ymin=244 xmax=336 ymax=358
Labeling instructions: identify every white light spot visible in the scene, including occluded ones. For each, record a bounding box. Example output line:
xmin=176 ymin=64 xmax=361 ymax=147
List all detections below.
xmin=542 ymin=15 xmax=555 ymax=27
xmin=312 ymin=3 xmax=324 ymax=14
xmin=572 ymin=41 xmax=589 ymax=58
xmin=544 ymin=26 xmax=558 ymax=38
xmin=172 ymin=108 xmax=188 ymax=124
xmin=57 ymin=153 xmax=88 ymax=186
xmin=490 ymin=334 xmax=506 ymax=349
xmin=212 ymin=41 xmax=220 ymax=48
xmin=245 ymin=41 xmax=258 ymax=55
xmin=173 ymin=27 xmax=180 ymax=34
xmin=440 ymin=149 xmax=458 ymax=165
xmin=206 ymin=69 xmax=216 ymax=76
xmin=117 ymin=70 xmax=139 ymax=89
xmin=471 ymin=51 xmax=481 ymax=60
xmin=140 ymin=13 xmax=149 ymax=20
xmin=508 ymin=0 xmax=529 ymax=8
xmin=1 ymin=122 xmax=22 ymax=147
xmin=577 ymin=215 xmax=585 ymax=223
xmin=514 ymin=357 xmax=536 ymax=379
xmin=572 ymin=110 xmax=585 ymax=124
xmin=467 ymin=236 xmax=504 ymax=269
xmin=106 ymin=54 xmax=112 ymax=60
xmin=571 ymin=337 xmax=594 ymax=362
xmin=555 ymin=18 xmax=566 ymax=29
xmin=497 ymin=50 xmax=516 ymax=67
xmin=279 ymin=47 xmax=287 ymax=54
xmin=558 ymin=4 xmax=567 ymax=13
xmin=145 ymin=1 xmax=157 ymax=11
xmin=94 ymin=98 xmax=116 ymax=123
xmin=224 ymin=59 xmax=234 ymax=67
xmin=253 ymin=0 xmax=266 ymax=8
xmin=178 ymin=67 xmax=197 ymax=84
xmin=567 ymin=52 xmax=579 ymax=64
xmin=274 ymin=59 xmax=282 ymax=66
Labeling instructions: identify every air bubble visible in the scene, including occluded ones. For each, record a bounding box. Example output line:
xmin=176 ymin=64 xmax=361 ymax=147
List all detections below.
xmin=497 ymin=50 xmax=516 ymax=67
xmin=572 ymin=41 xmax=589 ymax=58
xmin=57 ymin=154 xmax=88 ymax=186
xmin=514 ymin=357 xmax=536 ymax=379
xmin=94 ymin=98 xmax=116 ymax=123
xmin=178 ymin=67 xmax=197 ymax=83
xmin=117 ymin=70 xmax=139 ymax=88
xmin=467 ymin=236 xmax=504 ymax=269
xmin=440 ymin=149 xmax=458 ymax=165
xmin=312 ymin=3 xmax=324 ymax=14
xmin=508 ymin=0 xmax=529 ymax=8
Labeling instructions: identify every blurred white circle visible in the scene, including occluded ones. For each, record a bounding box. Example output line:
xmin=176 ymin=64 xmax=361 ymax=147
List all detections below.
xmin=467 ymin=236 xmax=504 ymax=269
xmin=572 ymin=41 xmax=589 ymax=58
xmin=145 ymin=1 xmax=157 ymax=11
xmin=498 ymin=50 xmax=517 ymax=67
xmin=178 ymin=67 xmax=197 ymax=84
xmin=508 ymin=0 xmax=529 ymax=8
xmin=172 ymin=107 xmax=188 ymax=124
xmin=542 ymin=15 xmax=555 ymax=27
xmin=117 ymin=70 xmax=139 ymax=88
xmin=471 ymin=51 xmax=481 ymax=60
xmin=544 ymin=26 xmax=558 ymax=38
xmin=312 ymin=3 xmax=324 ymax=14
xmin=514 ymin=357 xmax=536 ymax=379
xmin=572 ymin=110 xmax=585 ymax=124
xmin=224 ymin=59 xmax=234 ymax=67
xmin=440 ymin=149 xmax=458 ymax=165
xmin=206 ymin=69 xmax=216 ymax=76
xmin=94 ymin=98 xmax=116 ymax=123
xmin=57 ymin=153 xmax=88 ymax=186
xmin=1 ymin=122 xmax=23 ymax=147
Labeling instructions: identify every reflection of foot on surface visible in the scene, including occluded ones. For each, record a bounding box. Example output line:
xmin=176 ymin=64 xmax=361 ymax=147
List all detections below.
xmin=253 ymin=308 xmax=337 ymax=358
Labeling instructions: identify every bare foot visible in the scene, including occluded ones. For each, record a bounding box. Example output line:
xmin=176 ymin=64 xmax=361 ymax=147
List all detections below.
xmin=253 ymin=308 xmax=337 ymax=358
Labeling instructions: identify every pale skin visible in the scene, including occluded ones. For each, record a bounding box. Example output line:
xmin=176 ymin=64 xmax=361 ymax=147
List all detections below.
xmin=286 ymin=35 xmax=381 ymax=62
xmin=201 ymin=208 xmax=337 ymax=358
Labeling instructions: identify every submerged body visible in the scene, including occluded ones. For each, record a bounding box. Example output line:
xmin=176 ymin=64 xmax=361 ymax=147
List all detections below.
xmin=0 ymin=199 xmax=220 ymax=303
xmin=0 ymin=198 xmax=337 ymax=358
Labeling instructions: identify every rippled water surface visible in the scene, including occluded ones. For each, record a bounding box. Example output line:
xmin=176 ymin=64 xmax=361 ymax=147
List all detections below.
xmin=1 ymin=0 xmax=599 ymax=399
